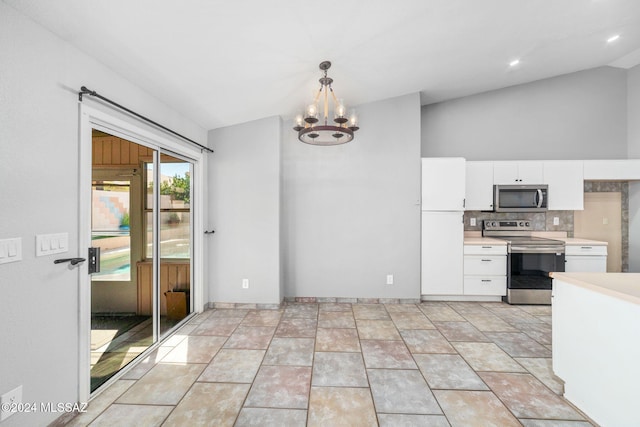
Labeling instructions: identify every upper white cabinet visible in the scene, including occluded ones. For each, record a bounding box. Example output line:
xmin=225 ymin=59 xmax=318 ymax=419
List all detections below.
xmin=583 ymin=160 xmax=640 ymax=180
xmin=465 ymin=161 xmax=494 ymax=211
xmin=493 ymin=161 xmax=544 ymax=185
xmin=543 ymin=161 xmax=584 ymax=210
xmin=422 ymin=157 xmax=466 ymax=210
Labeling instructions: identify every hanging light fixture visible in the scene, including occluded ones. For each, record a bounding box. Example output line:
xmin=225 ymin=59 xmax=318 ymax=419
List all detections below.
xmin=293 ymin=61 xmax=359 ymax=146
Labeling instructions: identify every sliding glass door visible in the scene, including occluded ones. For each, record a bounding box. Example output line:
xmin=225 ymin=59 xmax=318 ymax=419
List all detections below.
xmin=89 ymin=129 xmax=194 ymax=392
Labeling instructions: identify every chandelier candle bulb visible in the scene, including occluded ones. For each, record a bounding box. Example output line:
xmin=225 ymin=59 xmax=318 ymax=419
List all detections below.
xmin=293 ymin=61 xmax=359 ymax=145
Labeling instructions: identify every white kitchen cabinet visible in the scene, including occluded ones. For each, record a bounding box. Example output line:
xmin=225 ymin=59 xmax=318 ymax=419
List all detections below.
xmin=422 ymin=157 xmax=466 ymax=211
xmin=583 ymin=159 xmax=640 ymax=180
xmin=493 ymin=161 xmax=544 ymax=185
xmin=421 ymin=211 xmax=463 ymax=295
xmin=543 ymin=160 xmax=584 ymax=210
xmin=565 ymin=244 xmax=607 ymax=272
xmin=465 ymin=161 xmax=494 ymax=211
xmin=463 ymin=243 xmax=507 ymax=297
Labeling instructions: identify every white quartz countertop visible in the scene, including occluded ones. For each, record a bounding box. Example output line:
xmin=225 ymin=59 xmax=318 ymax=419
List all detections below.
xmin=557 ymin=238 xmax=608 ymax=246
xmin=551 ymin=272 xmax=640 ymax=305
xmin=463 ymin=237 xmax=507 ymax=245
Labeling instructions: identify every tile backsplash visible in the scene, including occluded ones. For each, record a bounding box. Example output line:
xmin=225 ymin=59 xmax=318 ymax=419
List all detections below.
xmin=464 ymin=211 xmax=574 ymax=236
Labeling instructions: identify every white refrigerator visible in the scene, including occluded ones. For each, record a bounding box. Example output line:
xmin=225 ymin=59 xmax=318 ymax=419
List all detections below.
xmin=421 ymin=158 xmax=465 ymax=296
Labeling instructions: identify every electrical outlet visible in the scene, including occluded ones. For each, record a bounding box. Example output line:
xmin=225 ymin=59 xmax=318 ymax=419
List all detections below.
xmin=386 ymin=274 xmax=394 ymax=285
xmin=470 ymin=218 xmax=477 ymax=227
xmin=1 ymin=385 xmax=23 ymax=421
xmin=242 ymin=279 xmax=249 ymax=289
xmin=553 ymin=217 xmax=559 ymax=226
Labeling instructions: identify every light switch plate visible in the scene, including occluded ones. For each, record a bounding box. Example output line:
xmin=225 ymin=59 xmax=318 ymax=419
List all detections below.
xmin=36 ymin=233 xmax=69 ymax=256
xmin=0 ymin=385 xmax=22 ymax=421
xmin=0 ymin=238 xmax=22 ymax=265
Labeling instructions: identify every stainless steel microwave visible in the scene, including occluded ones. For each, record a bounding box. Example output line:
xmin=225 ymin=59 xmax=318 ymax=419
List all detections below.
xmin=493 ymin=184 xmax=548 ymax=212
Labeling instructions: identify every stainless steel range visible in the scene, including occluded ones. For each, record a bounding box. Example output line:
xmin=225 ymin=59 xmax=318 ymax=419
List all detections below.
xmin=483 ymin=220 xmax=565 ymax=305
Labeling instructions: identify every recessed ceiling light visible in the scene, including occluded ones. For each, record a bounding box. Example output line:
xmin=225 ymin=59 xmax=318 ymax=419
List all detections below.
xmin=509 ymin=59 xmax=520 ymax=67
xmin=607 ymin=34 xmax=620 ymax=43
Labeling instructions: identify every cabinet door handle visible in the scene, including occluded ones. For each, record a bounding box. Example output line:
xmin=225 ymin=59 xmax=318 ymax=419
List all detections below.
xmin=481 ymin=259 xmax=492 ymax=262
xmin=481 ymin=279 xmax=492 ymax=283
xmin=580 ymin=246 xmax=592 ymax=249
xmin=481 ymin=246 xmax=492 ymax=249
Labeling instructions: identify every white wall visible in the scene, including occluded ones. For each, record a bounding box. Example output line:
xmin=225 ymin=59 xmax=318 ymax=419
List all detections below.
xmin=0 ymin=4 xmax=206 ymax=426
xmin=422 ymin=67 xmax=628 ymax=160
xmin=628 ymin=64 xmax=640 ymax=271
xmin=207 ymin=117 xmax=282 ymax=305
xmin=283 ymin=93 xmax=422 ymax=299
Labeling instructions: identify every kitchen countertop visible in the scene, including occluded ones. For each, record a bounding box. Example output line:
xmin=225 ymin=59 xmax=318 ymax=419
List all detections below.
xmin=550 ymin=272 xmax=640 ymax=305
xmin=463 ymin=236 xmax=507 ymax=245
xmin=556 ymin=238 xmax=608 ymax=246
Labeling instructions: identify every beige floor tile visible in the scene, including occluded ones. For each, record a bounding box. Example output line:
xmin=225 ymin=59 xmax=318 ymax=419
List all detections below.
xmin=453 ymin=342 xmax=527 ymax=372
xmin=87 ymin=404 xmax=172 ymax=427
xmin=161 ymin=335 xmax=227 ymax=364
xmin=318 ymin=302 xmax=352 ymax=312
xmin=315 ymin=328 xmax=360 ymax=352
xmin=434 ymin=390 xmax=521 ymax=427
xmin=283 ymin=304 xmax=319 ymax=318
xmin=275 ymin=318 xmax=317 ymax=337
xmin=419 ymin=303 xmax=466 ymax=321
xmin=513 ymin=321 xmax=552 ymax=345
xmin=245 ymin=365 xmax=312 ymax=409
xmin=120 ymin=347 xmax=173 ymax=380
xmin=414 ymin=354 xmax=488 ymax=390
xmin=378 ymin=414 xmax=451 ymax=427
xmin=368 ymin=369 xmax=441 ymax=414
xmin=520 ymin=420 xmax=594 ymax=427
xmin=462 ymin=314 xmax=518 ymax=332
xmin=356 ymin=319 xmax=402 ymax=340
xmin=308 ymin=387 xmax=377 ymax=427
xmin=241 ymin=309 xmax=283 ymax=326
xmin=480 ymin=372 xmax=584 ymax=420
xmin=191 ymin=317 xmax=242 ymax=336
xmin=223 ymin=326 xmax=275 ymax=349
xmin=384 ymin=303 xmax=422 ymax=313
xmin=390 ymin=311 xmax=436 ymax=330
xmin=434 ymin=321 xmax=490 ymax=342
xmin=360 ymin=340 xmax=417 ymax=369
xmin=208 ymin=308 xmax=250 ymax=318
xmin=485 ymin=332 xmax=551 ymax=358
xmin=116 ymin=363 xmax=205 ymax=405
xmin=312 ymin=352 xmax=368 ymax=387
xmin=66 ymin=380 xmax=136 ymax=427
xmin=162 ymin=382 xmax=249 ymax=427
xmin=198 ymin=349 xmax=265 ymax=383
xmin=263 ymin=337 xmax=314 ymax=366
xmin=352 ymin=304 xmax=390 ymax=320
xmin=400 ymin=329 xmax=456 ymax=353
xmin=318 ymin=311 xmax=356 ymax=328
xmin=515 ymin=357 xmax=564 ymax=395
xmin=235 ymin=408 xmax=307 ymax=426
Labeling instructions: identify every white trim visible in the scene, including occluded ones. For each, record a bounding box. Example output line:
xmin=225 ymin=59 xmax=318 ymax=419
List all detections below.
xmin=78 ymin=104 xmax=206 ymax=402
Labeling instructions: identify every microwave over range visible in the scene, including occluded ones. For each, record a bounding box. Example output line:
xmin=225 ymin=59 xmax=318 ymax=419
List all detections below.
xmin=493 ymin=184 xmax=548 ymax=212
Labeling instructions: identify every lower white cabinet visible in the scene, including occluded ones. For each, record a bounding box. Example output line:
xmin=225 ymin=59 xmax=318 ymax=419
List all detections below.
xmin=564 ymin=244 xmax=607 ymax=272
xmin=421 ymin=211 xmax=464 ymax=295
xmin=463 ymin=244 xmax=507 ymax=297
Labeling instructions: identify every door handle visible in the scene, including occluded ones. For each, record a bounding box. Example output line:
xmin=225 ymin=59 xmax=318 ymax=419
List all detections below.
xmin=54 ymin=257 xmax=86 ymax=265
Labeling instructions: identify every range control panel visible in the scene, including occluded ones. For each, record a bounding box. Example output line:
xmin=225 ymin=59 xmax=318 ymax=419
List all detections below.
xmin=483 ymin=220 xmax=532 ymax=231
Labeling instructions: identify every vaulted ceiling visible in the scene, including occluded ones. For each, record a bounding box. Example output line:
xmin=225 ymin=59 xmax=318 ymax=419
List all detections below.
xmin=6 ymin=0 xmax=640 ymax=130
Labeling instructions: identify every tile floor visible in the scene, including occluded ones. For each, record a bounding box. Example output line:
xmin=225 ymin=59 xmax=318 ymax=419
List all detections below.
xmin=64 ymin=301 xmax=595 ymax=427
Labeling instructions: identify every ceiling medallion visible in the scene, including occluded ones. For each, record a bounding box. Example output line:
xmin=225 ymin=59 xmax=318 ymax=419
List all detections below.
xmin=293 ymin=61 xmax=359 ymax=146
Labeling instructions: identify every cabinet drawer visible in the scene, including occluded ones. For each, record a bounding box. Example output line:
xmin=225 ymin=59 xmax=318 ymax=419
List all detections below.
xmin=464 ymin=277 xmax=507 ymax=296
xmin=464 ymin=256 xmax=506 ymax=275
xmin=565 ymin=245 xmax=607 ymax=256
xmin=565 ymin=256 xmax=607 ymax=272
xmin=464 ymin=244 xmax=507 ymax=255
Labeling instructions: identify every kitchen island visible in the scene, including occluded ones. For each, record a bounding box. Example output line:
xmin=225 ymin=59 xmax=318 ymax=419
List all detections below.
xmin=551 ymin=272 xmax=640 ymax=427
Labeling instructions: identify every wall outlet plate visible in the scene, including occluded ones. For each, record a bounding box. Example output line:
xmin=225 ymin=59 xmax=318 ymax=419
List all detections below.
xmin=0 ymin=385 xmax=23 ymax=421
xmin=386 ymin=274 xmax=394 ymax=285
xmin=242 ymin=279 xmax=249 ymax=289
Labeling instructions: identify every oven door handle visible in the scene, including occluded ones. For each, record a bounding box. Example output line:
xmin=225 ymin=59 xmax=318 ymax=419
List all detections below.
xmin=510 ymin=245 xmax=564 ymax=254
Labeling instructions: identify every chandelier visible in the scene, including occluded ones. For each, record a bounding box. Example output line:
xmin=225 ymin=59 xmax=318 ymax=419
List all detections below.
xmin=293 ymin=61 xmax=359 ymax=146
